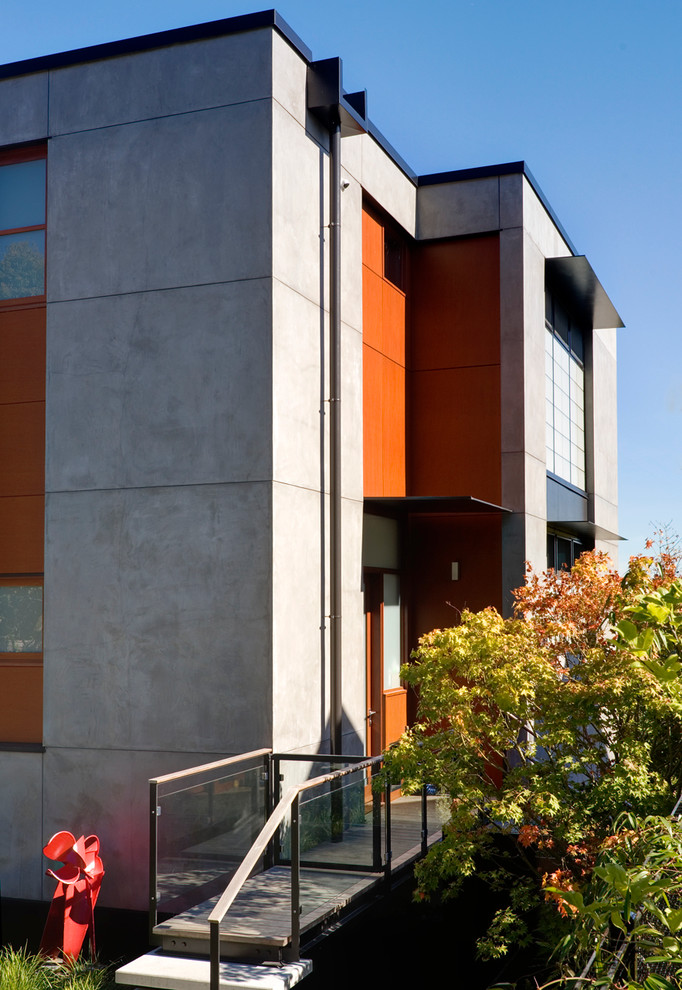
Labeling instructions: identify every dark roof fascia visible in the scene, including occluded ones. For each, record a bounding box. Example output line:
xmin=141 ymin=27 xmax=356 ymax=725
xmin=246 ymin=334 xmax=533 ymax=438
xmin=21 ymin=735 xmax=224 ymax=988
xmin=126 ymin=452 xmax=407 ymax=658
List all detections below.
xmin=0 ymin=9 xmax=312 ymax=80
xmin=418 ymin=160 xmax=578 ymax=255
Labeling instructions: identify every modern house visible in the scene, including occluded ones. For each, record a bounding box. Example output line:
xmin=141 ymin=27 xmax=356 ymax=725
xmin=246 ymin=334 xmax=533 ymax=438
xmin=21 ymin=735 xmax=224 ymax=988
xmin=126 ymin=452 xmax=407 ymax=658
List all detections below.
xmin=0 ymin=9 xmax=621 ymax=915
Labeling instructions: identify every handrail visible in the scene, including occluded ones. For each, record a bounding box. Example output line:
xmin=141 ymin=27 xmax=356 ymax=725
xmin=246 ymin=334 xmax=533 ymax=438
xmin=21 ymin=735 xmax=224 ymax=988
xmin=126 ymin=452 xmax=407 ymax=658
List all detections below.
xmin=208 ymin=755 xmax=382 ymax=990
xmin=151 ymin=748 xmax=271 ymax=787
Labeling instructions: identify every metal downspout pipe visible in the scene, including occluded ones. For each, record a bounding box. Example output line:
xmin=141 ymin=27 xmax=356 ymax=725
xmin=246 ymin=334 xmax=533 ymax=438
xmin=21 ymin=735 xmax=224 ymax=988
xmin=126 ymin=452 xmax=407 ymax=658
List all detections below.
xmin=307 ymin=57 xmax=366 ymax=757
xmin=329 ymin=114 xmax=343 ymax=756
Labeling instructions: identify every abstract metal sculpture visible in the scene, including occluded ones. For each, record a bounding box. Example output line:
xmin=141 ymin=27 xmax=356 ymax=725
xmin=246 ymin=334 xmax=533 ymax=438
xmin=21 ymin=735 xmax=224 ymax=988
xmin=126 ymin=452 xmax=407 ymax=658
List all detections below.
xmin=40 ymin=831 xmax=104 ymax=959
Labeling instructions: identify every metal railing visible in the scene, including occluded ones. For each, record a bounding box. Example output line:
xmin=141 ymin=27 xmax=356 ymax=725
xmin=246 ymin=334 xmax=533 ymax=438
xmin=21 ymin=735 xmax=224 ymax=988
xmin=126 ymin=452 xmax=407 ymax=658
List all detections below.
xmin=148 ymin=750 xmax=440 ymax=990
xmin=208 ymin=756 xmax=385 ymax=990
xmin=149 ymin=749 xmax=271 ymax=942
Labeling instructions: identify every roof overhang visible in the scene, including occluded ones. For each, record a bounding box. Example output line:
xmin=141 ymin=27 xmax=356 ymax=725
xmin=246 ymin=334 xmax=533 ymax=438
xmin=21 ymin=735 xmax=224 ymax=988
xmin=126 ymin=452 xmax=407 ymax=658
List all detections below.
xmin=365 ymin=496 xmax=511 ymax=516
xmin=546 ymin=256 xmax=624 ymax=330
xmin=550 ymin=520 xmax=625 ymax=542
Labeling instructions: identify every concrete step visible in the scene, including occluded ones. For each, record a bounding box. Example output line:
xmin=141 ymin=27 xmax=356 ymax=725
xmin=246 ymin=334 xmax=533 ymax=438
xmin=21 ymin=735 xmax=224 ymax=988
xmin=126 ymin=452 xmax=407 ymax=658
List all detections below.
xmin=115 ymin=950 xmax=313 ymax=989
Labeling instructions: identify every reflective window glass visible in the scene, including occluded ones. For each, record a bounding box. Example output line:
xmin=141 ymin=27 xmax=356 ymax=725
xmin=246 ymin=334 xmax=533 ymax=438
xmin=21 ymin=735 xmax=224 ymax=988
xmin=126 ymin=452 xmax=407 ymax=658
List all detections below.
xmin=0 ymin=585 xmax=43 ymax=653
xmin=0 ymin=230 xmax=45 ymax=299
xmin=383 ymin=573 xmax=401 ymax=690
xmin=0 ymin=159 xmax=46 ymax=231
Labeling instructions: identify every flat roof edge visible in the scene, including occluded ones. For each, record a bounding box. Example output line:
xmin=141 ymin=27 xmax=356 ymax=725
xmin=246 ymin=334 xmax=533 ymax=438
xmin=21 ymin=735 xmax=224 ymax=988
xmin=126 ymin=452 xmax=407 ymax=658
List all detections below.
xmin=418 ymin=160 xmax=578 ymax=255
xmin=0 ymin=9 xmax=312 ymax=80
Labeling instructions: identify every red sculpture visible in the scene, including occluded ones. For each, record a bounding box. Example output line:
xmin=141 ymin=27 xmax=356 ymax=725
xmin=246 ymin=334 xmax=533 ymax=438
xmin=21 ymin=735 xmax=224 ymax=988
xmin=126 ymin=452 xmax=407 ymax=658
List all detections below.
xmin=40 ymin=831 xmax=104 ymax=959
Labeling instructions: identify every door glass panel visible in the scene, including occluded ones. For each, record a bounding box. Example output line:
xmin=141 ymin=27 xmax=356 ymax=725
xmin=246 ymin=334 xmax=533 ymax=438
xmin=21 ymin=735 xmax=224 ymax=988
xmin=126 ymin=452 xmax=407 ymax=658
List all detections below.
xmin=383 ymin=573 xmax=400 ymax=690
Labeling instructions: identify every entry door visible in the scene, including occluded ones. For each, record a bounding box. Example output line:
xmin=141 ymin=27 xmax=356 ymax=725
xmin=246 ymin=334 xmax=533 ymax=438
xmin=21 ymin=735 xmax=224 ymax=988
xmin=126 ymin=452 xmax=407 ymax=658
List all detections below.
xmin=364 ymin=571 xmax=407 ymax=757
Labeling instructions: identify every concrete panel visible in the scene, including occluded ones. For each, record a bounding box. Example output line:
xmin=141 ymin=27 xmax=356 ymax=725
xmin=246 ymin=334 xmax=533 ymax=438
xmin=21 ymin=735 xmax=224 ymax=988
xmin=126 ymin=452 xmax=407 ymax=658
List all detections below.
xmin=341 ymin=495 xmax=365 ymax=753
xmin=272 ymin=30 xmax=307 ymax=127
xmin=525 ymin=511 xmax=549 ymax=574
xmin=0 ymin=751 xmax=44 ymax=899
xmin=417 ymin=177 xmax=499 ymax=241
xmin=272 ymin=282 xmax=325 ymax=491
xmin=49 ymin=31 xmax=273 ymax=135
xmin=499 ymin=226 xmax=525 ymax=468
xmin=592 ymin=329 xmax=619 ymax=513
xmin=501 ymin=450 xmax=525 ymax=514
xmin=0 ymin=73 xmax=48 ymax=146
xmin=44 ymin=484 xmax=273 ymax=753
xmin=522 ymin=233 xmax=548 ymax=469
xmin=521 ymin=176 xmax=573 ymax=259
xmin=340 ymin=166 xmax=363 ymax=335
xmin=360 ymin=135 xmax=416 ymax=237
xmin=46 ymin=281 xmax=272 ymax=492
xmin=341 ymin=322 xmax=364 ymax=504
xmin=339 ymin=132 xmax=363 ymax=187
xmin=47 ymin=101 xmax=272 ymax=301
xmin=499 ymin=172 xmax=523 ymax=231
xmin=42 ymin=747 xmax=228 ymax=910
xmin=501 ymin=512 xmax=526 ymax=617
xmin=525 ymin=450 xmax=548 ymax=525
xmin=271 ymin=482 xmax=326 ymax=753
xmin=272 ymin=100 xmax=325 ymax=306
xmin=592 ymin=493 xmax=619 ymax=535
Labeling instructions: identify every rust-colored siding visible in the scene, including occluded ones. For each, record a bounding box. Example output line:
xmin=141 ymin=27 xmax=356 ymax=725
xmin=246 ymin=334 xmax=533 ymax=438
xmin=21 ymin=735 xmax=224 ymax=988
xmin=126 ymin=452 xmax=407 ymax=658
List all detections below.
xmin=0 ymin=299 xmax=45 ymax=743
xmin=409 ymin=234 xmax=501 ymax=502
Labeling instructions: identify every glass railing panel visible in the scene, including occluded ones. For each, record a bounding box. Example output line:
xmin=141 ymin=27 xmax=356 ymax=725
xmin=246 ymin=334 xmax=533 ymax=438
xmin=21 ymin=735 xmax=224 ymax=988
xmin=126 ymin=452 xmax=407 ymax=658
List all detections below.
xmin=154 ymin=758 xmax=267 ymax=918
xmin=283 ymin=765 xmax=382 ymax=873
xmin=275 ymin=755 xmax=367 ymax=863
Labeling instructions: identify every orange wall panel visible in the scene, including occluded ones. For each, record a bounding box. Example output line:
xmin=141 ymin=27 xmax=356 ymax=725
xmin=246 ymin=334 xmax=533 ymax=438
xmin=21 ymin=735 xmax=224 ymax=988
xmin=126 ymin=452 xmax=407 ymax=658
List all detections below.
xmin=410 ymin=235 xmax=500 ymax=371
xmin=0 ymin=307 xmax=46 ymax=405
xmin=410 ymin=366 xmax=501 ymax=501
xmin=0 ymin=401 xmax=45 ymax=497
xmin=363 ymin=344 xmax=384 ymax=496
xmin=363 ymin=207 xmax=408 ymax=498
xmin=362 ymin=210 xmax=384 ymax=275
xmin=382 ymin=358 xmax=406 ymax=496
xmin=0 ymin=664 xmax=43 ymax=743
xmin=382 ymin=687 xmax=407 ymax=748
xmin=407 ymin=514 xmax=503 ymax=649
xmin=0 ymin=495 xmax=44 ymax=573
xmin=382 ymin=281 xmax=406 ymax=367
xmin=363 ymin=266 xmax=384 ymax=352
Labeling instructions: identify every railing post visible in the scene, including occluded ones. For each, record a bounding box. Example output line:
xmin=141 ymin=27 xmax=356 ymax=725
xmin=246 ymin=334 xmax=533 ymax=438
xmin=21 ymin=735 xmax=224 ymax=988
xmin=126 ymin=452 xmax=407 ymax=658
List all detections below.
xmin=421 ymin=784 xmax=428 ymax=857
xmin=148 ymin=780 xmax=158 ymax=943
xmin=209 ymin=919 xmax=220 ymax=990
xmin=291 ymin=792 xmax=301 ymax=959
xmin=372 ymin=765 xmax=382 ymax=871
xmin=384 ymin=777 xmax=392 ymax=891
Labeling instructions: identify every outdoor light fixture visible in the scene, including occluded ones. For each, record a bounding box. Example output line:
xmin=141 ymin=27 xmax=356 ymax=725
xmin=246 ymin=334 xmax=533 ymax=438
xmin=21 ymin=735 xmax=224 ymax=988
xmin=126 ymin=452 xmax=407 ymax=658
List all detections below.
xmin=451 ymin=562 xmax=460 ymax=581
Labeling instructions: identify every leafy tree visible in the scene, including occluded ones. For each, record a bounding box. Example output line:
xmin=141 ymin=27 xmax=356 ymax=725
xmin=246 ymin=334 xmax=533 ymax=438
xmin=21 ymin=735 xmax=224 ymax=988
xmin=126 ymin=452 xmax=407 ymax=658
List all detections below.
xmin=383 ymin=546 xmax=682 ymax=967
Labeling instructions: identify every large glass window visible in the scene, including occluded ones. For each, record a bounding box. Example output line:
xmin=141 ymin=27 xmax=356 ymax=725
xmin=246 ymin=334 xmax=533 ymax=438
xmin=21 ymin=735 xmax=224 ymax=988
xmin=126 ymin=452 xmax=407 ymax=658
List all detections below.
xmin=0 ymin=153 xmax=46 ymax=301
xmin=545 ymin=289 xmax=586 ymax=490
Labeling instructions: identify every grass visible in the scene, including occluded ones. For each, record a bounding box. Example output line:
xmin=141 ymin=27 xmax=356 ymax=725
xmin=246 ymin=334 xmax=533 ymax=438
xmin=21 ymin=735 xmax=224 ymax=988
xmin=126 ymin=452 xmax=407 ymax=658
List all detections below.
xmin=0 ymin=947 xmax=116 ymax=990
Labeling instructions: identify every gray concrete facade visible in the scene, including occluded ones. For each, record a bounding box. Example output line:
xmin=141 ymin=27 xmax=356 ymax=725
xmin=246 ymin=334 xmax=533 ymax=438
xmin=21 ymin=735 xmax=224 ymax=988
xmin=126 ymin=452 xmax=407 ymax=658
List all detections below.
xmin=0 ymin=13 xmax=620 ymax=911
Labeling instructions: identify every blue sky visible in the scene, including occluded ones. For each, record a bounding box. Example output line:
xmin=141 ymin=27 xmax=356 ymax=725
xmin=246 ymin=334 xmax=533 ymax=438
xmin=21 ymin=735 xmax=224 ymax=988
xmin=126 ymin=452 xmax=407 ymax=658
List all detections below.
xmin=3 ymin=0 xmax=681 ymax=564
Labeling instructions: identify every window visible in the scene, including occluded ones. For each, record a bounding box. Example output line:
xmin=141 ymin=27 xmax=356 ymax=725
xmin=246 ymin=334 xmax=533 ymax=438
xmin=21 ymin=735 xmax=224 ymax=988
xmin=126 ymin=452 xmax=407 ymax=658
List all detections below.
xmin=545 ymin=288 xmax=586 ymax=490
xmin=0 ymin=580 xmax=43 ymax=658
xmin=547 ymin=532 xmax=591 ymax=571
xmin=0 ymin=150 xmax=46 ymax=302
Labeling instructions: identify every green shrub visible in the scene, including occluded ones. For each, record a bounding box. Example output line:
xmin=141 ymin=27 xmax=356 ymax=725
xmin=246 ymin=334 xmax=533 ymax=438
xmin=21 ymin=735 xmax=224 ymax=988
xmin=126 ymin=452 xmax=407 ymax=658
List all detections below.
xmin=0 ymin=948 xmax=115 ymax=990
